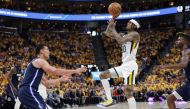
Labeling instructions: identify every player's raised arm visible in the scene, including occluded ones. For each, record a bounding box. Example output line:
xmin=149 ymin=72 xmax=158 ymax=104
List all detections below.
xmin=104 ymin=2 xmax=121 ymax=38
xmin=112 ymin=30 xmax=139 ymax=44
xmin=107 ymin=19 xmax=140 ymax=44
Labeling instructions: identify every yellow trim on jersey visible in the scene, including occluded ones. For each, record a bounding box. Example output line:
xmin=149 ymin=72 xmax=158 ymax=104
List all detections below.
xmin=129 ymin=72 xmax=132 ymax=85
xmin=132 ymin=42 xmax=137 ymax=52
xmin=127 ymin=70 xmax=134 ymax=85
xmin=130 ymin=41 xmax=137 ymax=54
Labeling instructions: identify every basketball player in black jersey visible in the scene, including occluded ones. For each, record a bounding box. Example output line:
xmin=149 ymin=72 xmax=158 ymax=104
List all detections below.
xmin=5 ymin=57 xmax=23 ymax=109
xmin=155 ymin=32 xmax=190 ymax=109
xmin=18 ymin=45 xmax=86 ymax=109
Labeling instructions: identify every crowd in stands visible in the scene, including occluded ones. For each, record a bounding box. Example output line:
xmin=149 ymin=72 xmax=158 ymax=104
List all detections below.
xmin=0 ymin=26 xmax=189 ymax=108
xmin=0 ymin=0 xmax=189 ymax=108
xmin=27 ymin=31 xmax=106 ymax=108
xmin=27 ymin=22 xmax=87 ymax=32
xmin=137 ymin=46 xmax=182 ymax=102
xmin=0 ymin=33 xmax=29 ymax=70
xmin=29 ymin=31 xmax=95 ymax=68
xmin=0 ymin=31 xmax=100 ymax=108
xmin=0 ymin=0 xmax=182 ymax=14
xmin=135 ymin=29 xmax=190 ymax=102
xmin=0 ymin=31 xmax=126 ymax=108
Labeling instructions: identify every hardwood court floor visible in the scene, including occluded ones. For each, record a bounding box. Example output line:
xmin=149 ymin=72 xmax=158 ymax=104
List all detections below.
xmin=77 ymin=101 xmax=190 ymax=109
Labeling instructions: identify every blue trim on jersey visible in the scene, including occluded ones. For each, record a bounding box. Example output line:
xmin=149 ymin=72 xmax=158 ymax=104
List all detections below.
xmin=9 ymin=84 xmax=16 ymax=100
xmin=29 ymin=69 xmax=42 ymax=109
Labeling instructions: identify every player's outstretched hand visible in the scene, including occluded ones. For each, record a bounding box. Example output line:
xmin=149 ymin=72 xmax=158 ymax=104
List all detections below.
xmin=76 ymin=67 xmax=87 ymax=75
xmin=108 ymin=18 xmax=117 ymax=29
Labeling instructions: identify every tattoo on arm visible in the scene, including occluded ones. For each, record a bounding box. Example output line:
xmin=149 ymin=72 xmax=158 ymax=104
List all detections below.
xmin=162 ymin=50 xmax=189 ymax=69
xmin=112 ymin=30 xmax=139 ymax=44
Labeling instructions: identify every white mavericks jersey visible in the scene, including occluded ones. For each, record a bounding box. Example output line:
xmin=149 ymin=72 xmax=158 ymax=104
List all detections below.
xmin=121 ymin=40 xmax=139 ymax=63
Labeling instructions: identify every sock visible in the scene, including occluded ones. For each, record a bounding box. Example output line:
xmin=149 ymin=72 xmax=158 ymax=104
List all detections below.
xmin=101 ymin=79 xmax=112 ymax=101
xmin=127 ymin=97 xmax=136 ymax=109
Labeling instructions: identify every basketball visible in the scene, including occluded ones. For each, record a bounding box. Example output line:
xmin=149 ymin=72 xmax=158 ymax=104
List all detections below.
xmin=108 ymin=2 xmax=122 ymax=18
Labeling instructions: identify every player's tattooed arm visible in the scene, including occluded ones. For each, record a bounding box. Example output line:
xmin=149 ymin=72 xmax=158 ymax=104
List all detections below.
xmin=105 ymin=21 xmax=112 ymax=33
xmin=103 ymin=21 xmax=115 ymax=38
xmin=107 ymin=18 xmax=140 ymax=44
xmin=155 ymin=50 xmax=189 ymax=70
xmin=112 ymin=30 xmax=140 ymax=44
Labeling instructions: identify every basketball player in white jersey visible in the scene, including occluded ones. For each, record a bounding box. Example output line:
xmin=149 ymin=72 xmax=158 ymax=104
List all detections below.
xmin=98 ymin=19 xmax=140 ymax=109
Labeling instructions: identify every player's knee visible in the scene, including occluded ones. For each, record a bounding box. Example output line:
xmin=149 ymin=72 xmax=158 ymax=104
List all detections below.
xmin=99 ymin=73 xmax=107 ymax=79
xmin=99 ymin=71 xmax=111 ymax=80
xmin=125 ymin=86 xmax=134 ymax=98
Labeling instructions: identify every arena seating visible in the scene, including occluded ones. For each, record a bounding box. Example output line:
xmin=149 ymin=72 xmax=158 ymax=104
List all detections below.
xmin=0 ymin=27 xmax=187 ymax=108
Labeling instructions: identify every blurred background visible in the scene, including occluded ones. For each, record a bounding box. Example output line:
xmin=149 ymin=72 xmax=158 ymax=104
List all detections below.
xmin=0 ymin=0 xmax=189 ymax=108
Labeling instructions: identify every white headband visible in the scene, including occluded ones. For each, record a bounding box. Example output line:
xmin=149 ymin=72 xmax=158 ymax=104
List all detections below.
xmin=129 ymin=19 xmax=140 ymax=29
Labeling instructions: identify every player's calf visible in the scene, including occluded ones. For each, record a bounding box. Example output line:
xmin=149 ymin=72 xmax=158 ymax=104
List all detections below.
xmin=98 ymin=70 xmax=114 ymax=107
xmin=124 ymin=85 xmax=134 ymax=98
xmin=125 ymin=85 xmax=136 ymax=109
xmin=167 ymin=94 xmax=177 ymax=109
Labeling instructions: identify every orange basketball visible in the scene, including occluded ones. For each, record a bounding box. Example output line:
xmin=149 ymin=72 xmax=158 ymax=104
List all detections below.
xmin=108 ymin=2 xmax=122 ymax=18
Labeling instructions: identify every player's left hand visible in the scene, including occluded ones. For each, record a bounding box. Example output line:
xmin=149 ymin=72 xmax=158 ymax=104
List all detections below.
xmin=108 ymin=18 xmax=117 ymax=29
xmin=61 ymin=75 xmax=71 ymax=82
